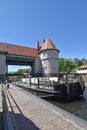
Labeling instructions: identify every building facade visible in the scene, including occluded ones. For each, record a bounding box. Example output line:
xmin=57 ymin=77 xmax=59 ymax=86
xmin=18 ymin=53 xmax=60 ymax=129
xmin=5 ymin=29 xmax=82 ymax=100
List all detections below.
xmin=0 ymin=39 xmax=60 ymax=82
xmin=37 ymin=39 xmax=60 ymax=77
xmin=76 ymin=65 xmax=87 ymax=74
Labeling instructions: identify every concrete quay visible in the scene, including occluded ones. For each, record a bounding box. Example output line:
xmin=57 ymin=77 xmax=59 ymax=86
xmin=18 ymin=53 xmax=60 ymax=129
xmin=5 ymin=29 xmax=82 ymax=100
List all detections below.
xmin=4 ymin=84 xmax=87 ymax=130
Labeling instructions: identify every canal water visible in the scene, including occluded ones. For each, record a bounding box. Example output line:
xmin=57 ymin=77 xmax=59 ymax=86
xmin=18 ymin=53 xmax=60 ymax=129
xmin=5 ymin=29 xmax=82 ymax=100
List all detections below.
xmin=48 ymin=87 xmax=87 ymax=121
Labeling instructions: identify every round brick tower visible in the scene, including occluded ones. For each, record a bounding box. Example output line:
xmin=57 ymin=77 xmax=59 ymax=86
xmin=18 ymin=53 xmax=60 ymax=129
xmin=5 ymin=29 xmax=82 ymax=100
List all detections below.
xmin=39 ymin=39 xmax=60 ymax=77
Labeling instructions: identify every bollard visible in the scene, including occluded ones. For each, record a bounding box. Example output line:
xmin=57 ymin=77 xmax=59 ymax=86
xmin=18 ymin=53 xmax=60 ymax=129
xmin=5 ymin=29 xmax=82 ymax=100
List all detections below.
xmin=7 ymin=84 xmax=9 ymax=89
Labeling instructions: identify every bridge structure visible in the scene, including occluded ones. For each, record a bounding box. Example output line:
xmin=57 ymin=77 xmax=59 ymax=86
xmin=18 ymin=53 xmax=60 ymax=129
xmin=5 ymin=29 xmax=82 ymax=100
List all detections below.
xmin=0 ymin=39 xmax=60 ymax=82
xmin=0 ymin=42 xmax=39 ymax=82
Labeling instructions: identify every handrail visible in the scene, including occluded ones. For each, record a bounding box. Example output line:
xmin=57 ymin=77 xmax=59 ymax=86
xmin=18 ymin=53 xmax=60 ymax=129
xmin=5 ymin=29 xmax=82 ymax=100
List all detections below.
xmin=1 ymin=84 xmax=14 ymax=130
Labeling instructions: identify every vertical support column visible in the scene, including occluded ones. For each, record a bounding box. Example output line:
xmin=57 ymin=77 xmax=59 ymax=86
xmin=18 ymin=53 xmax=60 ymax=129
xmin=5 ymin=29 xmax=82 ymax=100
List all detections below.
xmin=78 ymin=75 xmax=83 ymax=90
xmin=0 ymin=53 xmax=6 ymax=83
xmin=31 ymin=58 xmax=42 ymax=77
xmin=65 ymin=75 xmax=70 ymax=101
xmin=5 ymin=65 xmax=8 ymax=81
xmin=5 ymin=65 xmax=8 ymax=74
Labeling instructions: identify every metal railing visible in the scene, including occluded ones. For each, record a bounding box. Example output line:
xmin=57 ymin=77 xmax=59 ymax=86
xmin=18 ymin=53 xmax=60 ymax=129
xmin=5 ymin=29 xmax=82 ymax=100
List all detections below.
xmin=1 ymin=84 xmax=14 ymax=130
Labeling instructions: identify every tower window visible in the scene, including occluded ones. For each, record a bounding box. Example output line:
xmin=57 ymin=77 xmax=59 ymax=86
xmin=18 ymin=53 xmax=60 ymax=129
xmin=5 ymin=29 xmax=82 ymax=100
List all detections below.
xmin=43 ymin=53 xmax=47 ymax=57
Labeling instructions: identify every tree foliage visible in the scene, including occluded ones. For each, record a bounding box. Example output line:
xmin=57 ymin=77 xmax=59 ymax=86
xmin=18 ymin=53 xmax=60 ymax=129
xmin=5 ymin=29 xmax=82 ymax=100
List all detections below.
xmin=58 ymin=58 xmax=87 ymax=72
xmin=9 ymin=68 xmax=30 ymax=80
xmin=17 ymin=68 xmax=30 ymax=74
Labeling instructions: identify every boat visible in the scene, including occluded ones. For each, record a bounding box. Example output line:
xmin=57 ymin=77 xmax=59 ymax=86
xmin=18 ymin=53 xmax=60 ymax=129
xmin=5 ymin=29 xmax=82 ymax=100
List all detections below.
xmin=13 ymin=76 xmax=85 ymax=101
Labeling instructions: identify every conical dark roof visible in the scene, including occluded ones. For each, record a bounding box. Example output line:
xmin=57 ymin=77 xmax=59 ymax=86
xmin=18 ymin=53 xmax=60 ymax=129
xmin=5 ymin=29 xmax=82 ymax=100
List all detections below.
xmin=39 ymin=39 xmax=59 ymax=53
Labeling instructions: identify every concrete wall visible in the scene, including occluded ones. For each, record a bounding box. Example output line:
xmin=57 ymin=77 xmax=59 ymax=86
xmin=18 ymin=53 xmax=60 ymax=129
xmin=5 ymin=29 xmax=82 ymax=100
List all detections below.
xmin=0 ymin=54 xmax=6 ymax=82
xmin=76 ymin=69 xmax=87 ymax=74
xmin=40 ymin=50 xmax=58 ymax=59
xmin=31 ymin=57 xmax=42 ymax=76
xmin=39 ymin=50 xmax=59 ymax=76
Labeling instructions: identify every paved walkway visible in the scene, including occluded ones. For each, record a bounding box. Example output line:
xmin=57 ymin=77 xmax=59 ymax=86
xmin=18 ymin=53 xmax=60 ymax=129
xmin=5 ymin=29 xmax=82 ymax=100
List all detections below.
xmin=7 ymin=84 xmax=87 ymax=130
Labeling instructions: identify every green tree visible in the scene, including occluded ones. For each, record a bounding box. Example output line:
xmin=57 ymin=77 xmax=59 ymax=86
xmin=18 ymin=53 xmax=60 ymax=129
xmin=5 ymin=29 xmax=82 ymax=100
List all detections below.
xmin=58 ymin=58 xmax=85 ymax=73
xmin=58 ymin=58 xmax=65 ymax=72
xmin=17 ymin=68 xmax=30 ymax=74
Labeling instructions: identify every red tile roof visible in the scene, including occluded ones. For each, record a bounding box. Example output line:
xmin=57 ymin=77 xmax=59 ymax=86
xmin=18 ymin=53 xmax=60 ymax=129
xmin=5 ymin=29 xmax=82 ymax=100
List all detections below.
xmin=39 ymin=39 xmax=59 ymax=53
xmin=78 ymin=65 xmax=87 ymax=69
xmin=0 ymin=42 xmax=39 ymax=57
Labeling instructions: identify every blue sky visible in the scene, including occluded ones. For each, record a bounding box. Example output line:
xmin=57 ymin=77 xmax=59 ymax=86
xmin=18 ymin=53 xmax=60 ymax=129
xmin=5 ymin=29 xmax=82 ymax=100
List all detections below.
xmin=0 ymin=0 xmax=87 ymax=71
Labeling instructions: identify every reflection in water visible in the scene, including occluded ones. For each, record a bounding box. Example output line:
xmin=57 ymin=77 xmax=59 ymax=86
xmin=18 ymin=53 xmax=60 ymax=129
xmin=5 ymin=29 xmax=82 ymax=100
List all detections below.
xmin=48 ymin=87 xmax=87 ymax=121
